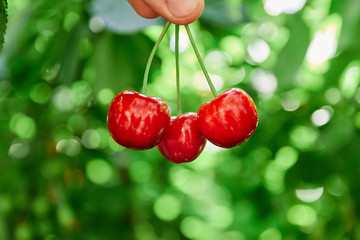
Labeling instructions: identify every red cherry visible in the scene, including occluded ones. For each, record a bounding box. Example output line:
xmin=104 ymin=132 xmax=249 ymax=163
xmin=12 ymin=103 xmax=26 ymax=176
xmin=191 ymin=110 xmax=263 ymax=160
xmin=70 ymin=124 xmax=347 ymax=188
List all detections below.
xmin=197 ymin=88 xmax=258 ymax=148
xmin=107 ymin=90 xmax=171 ymax=150
xmin=157 ymin=112 xmax=206 ymax=163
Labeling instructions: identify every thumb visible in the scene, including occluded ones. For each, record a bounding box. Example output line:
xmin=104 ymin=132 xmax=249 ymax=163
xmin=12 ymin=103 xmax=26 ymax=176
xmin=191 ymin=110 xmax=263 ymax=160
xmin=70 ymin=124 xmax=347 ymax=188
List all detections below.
xmin=144 ymin=0 xmax=204 ymax=25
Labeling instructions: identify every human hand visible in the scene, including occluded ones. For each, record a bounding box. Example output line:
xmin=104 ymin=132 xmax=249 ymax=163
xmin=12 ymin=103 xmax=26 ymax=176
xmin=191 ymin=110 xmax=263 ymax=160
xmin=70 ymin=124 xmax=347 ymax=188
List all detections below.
xmin=127 ymin=0 xmax=204 ymax=25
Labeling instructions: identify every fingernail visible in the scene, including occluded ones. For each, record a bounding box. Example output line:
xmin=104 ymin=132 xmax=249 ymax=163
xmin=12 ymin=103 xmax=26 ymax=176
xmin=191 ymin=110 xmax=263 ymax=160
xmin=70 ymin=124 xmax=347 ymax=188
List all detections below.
xmin=167 ymin=0 xmax=198 ymax=18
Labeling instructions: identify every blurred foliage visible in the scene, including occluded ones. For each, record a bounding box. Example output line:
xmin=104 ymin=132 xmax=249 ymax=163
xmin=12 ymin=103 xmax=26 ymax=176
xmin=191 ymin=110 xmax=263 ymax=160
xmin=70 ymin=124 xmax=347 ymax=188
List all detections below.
xmin=1 ymin=0 xmax=360 ymax=239
xmin=0 ymin=0 xmax=7 ymax=49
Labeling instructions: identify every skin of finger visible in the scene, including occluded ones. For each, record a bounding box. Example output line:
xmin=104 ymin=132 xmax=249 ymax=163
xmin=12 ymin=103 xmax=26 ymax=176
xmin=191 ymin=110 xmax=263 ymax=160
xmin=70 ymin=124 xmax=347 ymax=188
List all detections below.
xmin=143 ymin=0 xmax=204 ymax=25
xmin=127 ymin=0 xmax=159 ymax=19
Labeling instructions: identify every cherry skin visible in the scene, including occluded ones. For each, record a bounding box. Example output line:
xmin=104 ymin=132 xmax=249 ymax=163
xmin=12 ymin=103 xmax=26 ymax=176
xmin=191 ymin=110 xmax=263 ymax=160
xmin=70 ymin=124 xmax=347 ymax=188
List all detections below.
xmin=107 ymin=90 xmax=171 ymax=150
xmin=197 ymin=88 xmax=258 ymax=148
xmin=157 ymin=112 xmax=206 ymax=163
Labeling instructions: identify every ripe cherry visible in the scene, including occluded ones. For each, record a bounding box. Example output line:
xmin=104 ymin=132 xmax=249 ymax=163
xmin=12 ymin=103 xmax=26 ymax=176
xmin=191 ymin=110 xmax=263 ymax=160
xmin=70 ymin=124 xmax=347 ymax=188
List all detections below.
xmin=157 ymin=112 xmax=206 ymax=163
xmin=197 ymin=88 xmax=258 ymax=148
xmin=107 ymin=90 xmax=171 ymax=150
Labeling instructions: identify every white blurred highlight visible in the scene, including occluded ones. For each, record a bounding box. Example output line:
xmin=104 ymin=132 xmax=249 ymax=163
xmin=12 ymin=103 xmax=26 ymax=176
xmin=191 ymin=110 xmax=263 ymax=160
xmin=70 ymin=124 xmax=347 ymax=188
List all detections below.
xmin=251 ymin=69 xmax=278 ymax=98
xmin=193 ymin=72 xmax=224 ymax=92
xmin=296 ymin=187 xmax=324 ymax=202
xmin=306 ymin=25 xmax=338 ymax=67
xmin=247 ymin=39 xmax=270 ymax=63
xmin=89 ymin=16 xmax=106 ymax=33
xmin=311 ymin=109 xmax=331 ymax=126
xmin=170 ymin=30 xmax=190 ymax=53
xmin=264 ymin=0 xmax=306 ymax=16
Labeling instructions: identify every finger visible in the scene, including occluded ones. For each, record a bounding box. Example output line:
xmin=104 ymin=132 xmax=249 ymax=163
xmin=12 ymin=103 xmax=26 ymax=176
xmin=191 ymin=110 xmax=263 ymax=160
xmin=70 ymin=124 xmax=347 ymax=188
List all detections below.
xmin=143 ymin=0 xmax=204 ymax=25
xmin=127 ymin=0 xmax=159 ymax=19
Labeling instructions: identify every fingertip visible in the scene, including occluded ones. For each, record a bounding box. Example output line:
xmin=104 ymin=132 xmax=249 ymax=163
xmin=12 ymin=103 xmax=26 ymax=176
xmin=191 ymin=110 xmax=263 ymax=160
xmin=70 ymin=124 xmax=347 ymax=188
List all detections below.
xmin=128 ymin=0 xmax=160 ymax=19
xmin=166 ymin=0 xmax=204 ymax=25
xmin=142 ymin=0 xmax=204 ymax=25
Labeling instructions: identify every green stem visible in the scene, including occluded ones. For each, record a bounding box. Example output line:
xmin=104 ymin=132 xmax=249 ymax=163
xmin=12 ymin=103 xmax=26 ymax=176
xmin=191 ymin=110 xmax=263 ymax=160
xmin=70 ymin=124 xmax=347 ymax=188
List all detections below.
xmin=175 ymin=25 xmax=182 ymax=116
xmin=184 ymin=25 xmax=218 ymax=97
xmin=142 ymin=21 xmax=171 ymax=94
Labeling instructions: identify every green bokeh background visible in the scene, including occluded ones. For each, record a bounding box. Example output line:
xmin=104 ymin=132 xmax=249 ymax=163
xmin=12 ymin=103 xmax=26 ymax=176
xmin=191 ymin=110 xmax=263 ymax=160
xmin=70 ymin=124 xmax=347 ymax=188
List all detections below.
xmin=1 ymin=0 xmax=360 ymax=239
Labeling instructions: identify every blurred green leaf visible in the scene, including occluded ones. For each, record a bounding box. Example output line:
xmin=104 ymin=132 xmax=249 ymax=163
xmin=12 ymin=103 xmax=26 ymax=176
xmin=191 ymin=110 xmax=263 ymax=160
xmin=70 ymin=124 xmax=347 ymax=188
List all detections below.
xmin=0 ymin=0 xmax=7 ymax=49
xmin=273 ymin=14 xmax=310 ymax=89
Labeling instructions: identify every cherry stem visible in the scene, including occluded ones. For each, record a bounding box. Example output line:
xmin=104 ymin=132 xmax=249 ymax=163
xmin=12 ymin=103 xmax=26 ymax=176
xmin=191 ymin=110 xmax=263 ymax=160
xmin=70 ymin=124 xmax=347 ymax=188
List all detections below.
xmin=184 ymin=25 xmax=218 ymax=97
xmin=142 ymin=21 xmax=171 ymax=94
xmin=175 ymin=25 xmax=182 ymax=116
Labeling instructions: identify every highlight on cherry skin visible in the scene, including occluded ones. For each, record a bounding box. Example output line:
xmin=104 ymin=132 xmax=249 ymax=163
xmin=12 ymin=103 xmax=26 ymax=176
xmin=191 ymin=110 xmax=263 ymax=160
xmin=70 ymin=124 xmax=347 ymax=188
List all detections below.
xmin=107 ymin=90 xmax=171 ymax=150
xmin=197 ymin=88 xmax=258 ymax=148
xmin=157 ymin=112 xmax=206 ymax=164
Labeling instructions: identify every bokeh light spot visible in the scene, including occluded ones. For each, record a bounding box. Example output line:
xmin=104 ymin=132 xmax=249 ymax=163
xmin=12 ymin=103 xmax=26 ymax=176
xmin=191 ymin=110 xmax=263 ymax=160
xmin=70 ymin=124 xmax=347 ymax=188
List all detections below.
xmin=56 ymin=138 xmax=81 ymax=157
xmin=251 ymin=68 xmax=278 ymax=98
xmin=287 ymin=205 xmax=317 ymax=227
xmin=82 ymin=129 xmax=101 ymax=149
xmin=57 ymin=205 xmax=75 ymax=227
xmin=296 ymin=187 xmax=324 ymax=202
xmin=274 ymin=146 xmax=298 ymax=170
xmin=311 ymin=108 xmax=331 ymax=126
xmin=71 ymin=80 xmax=92 ymax=106
xmin=290 ymin=126 xmax=319 ymax=150
xmin=134 ymin=222 xmax=157 ymax=240
xmin=30 ymin=83 xmax=52 ymax=104
xmin=64 ymin=12 xmax=80 ymax=32
xmin=325 ymin=88 xmax=341 ymax=104
xmin=180 ymin=217 xmax=205 ymax=239
xmin=355 ymin=88 xmax=360 ymax=104
xmin=339 ymin=62 xmax=360 ymax=98
xmin=207 ymin=205 xmax=234 ymax=229
xmin=306 ymin=25 xmax=337 ymax=67
xmin=281 ymin=89 xmax=309 ymax=112
xmin=95 ymin=128 xmax=110 ymax=149
xmin=153 ymin=194 xmax=181 ymax=221
xmin=169 ymin=166 xmax=191 ymax=187
xmin=327 ymin=175 xmax=346 ymax=197
xmin=223 ymin=231 xmax=246 ymax=240
xmin=194 ymin=72 xmax=224 ymax=92
xmin=86 ymin=159 xmax=113 ymax=185
xmin=170 ymin=30 xmax=190 ymax=53
xmin=52 ymin=86 xmax=75 ymax=112
xmin=42 ymin=64 xmax=60 ymax=83
xmin=220 ymin=36 xmax=245 ymax=64
xmin=227 ymin=68 xmax=246 ymax=86
xmin=258 ymin=22 xmax=279 ymax=41
xmin=264 ymin=0 xmax=306 ymax=16
xmin=8 ymin=142 xmax=30 ymax=159
xmin=264 ymin=163 xmax=285 ymax=194
xmin=205 ymin=50 xmax=232 ymax=70
xmin=89 ymin=16 xmax=105 ymax=33
xmin=10 ymin=113 xmax=36 ymax=139
xmin=247 ymin=39 xmax=270 ymax=63
xmin=35 ymin=31 xmax=54 ymax=52
xmin=259 ymin=228 xmax=282 ymax=240
xmin=97 ymin=88 xmax=115 ymax=105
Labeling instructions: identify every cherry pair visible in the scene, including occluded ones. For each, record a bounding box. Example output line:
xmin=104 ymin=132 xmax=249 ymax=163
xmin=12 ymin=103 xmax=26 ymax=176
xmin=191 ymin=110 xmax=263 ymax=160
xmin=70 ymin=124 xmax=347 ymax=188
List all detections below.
xmin=107 ymin=90 xmax=205 ymax=163
xmin=107 ymin=88 xmax=258 ymax=164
